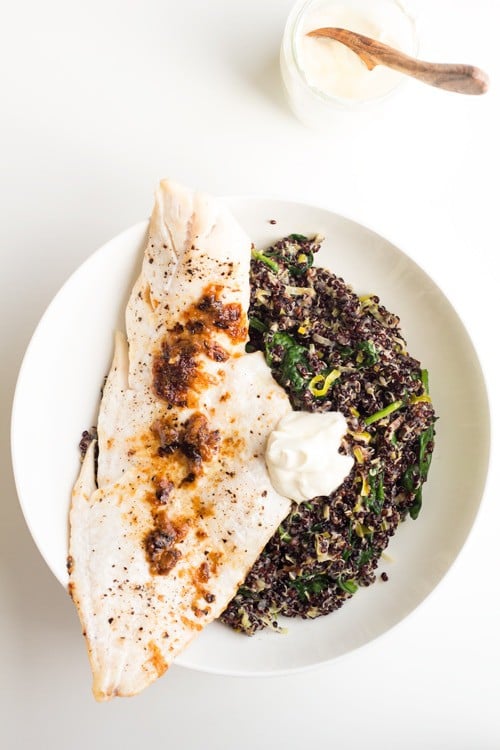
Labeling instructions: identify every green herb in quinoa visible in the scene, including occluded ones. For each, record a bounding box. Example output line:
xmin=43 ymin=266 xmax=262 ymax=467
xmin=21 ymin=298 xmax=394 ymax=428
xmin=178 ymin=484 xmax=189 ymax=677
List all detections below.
xmin=220 ymin=234 xmax=437 ymax=635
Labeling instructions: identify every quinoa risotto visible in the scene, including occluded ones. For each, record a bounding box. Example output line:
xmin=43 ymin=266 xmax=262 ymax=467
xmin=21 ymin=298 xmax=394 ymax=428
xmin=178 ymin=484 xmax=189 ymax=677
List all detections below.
xmin=219 ymin=234 xmax=436 ymax=635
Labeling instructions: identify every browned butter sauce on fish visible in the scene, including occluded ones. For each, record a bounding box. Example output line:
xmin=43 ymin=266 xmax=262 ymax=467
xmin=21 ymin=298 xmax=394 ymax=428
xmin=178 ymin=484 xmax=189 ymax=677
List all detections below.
xmin=68 ymin=180 xmax=292 ymax=700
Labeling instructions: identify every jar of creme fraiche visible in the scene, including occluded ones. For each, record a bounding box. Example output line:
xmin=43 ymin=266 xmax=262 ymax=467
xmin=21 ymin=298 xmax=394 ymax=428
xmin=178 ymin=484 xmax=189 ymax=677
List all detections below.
xmin=280 ymin=0 xmax=418 ymax=128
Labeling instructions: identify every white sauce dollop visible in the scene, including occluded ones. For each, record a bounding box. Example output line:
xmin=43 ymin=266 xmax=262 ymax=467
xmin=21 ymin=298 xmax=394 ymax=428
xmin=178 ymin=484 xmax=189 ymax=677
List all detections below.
xmin=265 ymin=411 xmax=354 ymax=503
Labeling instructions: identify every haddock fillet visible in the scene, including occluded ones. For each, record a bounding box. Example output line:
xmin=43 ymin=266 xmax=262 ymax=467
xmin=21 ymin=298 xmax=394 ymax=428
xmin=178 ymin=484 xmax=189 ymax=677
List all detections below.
xmin=69 ymin=180 xmax=292 ymax=700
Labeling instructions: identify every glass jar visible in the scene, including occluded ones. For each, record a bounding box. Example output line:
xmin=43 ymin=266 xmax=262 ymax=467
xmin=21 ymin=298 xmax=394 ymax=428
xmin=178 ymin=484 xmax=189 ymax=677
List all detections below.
xmin=280 ymin=0 xmax=418 ymax=129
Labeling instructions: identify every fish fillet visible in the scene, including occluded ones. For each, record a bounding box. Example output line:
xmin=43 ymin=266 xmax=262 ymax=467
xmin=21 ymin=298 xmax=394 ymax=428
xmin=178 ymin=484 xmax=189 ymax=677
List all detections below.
xmin=68 ymin=180 xmax=292 ymax=700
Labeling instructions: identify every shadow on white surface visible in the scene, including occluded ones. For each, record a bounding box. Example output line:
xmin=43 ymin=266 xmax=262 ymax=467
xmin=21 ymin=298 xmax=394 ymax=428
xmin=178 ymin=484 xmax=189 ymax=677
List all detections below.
xmin=250 ymin=54 xmax=291 ymax=117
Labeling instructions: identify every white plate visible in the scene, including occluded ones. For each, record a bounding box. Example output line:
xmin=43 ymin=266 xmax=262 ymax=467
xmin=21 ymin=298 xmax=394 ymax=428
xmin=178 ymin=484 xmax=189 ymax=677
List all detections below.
xmin=11 ymin=197 xmax=490 ymax=676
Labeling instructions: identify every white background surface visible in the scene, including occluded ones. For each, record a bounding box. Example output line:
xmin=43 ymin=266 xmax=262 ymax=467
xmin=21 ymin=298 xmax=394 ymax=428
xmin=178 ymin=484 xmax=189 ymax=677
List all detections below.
xmin=1 ymin=0 xmax=498 ymax=747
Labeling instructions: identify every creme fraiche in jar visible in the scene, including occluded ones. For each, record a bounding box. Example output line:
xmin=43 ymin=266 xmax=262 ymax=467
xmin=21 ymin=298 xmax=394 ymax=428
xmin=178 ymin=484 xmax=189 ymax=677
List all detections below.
xmin=280 ymin=0 xmax=418 ymax=128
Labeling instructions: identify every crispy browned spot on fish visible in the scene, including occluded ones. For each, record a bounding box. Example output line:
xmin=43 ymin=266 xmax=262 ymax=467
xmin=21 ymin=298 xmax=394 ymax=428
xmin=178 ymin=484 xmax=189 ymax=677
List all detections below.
xmin=194 ymin=284 xmax=246 ymax=343
xmin=192 ymin=605 xmax=208 ymax=618
xmin=180 ymin=615 xmax=203 ymax=632
xmin=152 ymin=412 xmax=220 ymax=471
xmin=144 ymin=513 xmax=189 ymax=575
xmin=189 ymin=561 xmax=213 ymax=606
xmin=147 ymin=641 xmax=168 ymax=676
xmin=220 ymin=434 xmax=245 ymax=460
xmin=142 ymin=284 xmax=153 ymax=309
xmin=154 ymin=479 xmax=174 ymax=504
xmin=66 ymin=555 xmax=74 ymax=575
xmin=203 ymin=340 xmax=229 ymax=362
xmin=182 ymin=413 xmax=220 ymax=463
xmin=152 ymin=284 xmax=245 ymax=407
xmin=197 ymin=561 xmax=210 ymax=583
xmin=190 ymin=494 xmax=215 ymax=519
xmin=152 ymin=339 xmax=200 ymax=407
xmin=144 ymin=535 xmax=181 ymax=575
xmin=151 ymin=417 xmax=181 ymax=457
xmin=208 ymin=549 xmax=224 ymax=575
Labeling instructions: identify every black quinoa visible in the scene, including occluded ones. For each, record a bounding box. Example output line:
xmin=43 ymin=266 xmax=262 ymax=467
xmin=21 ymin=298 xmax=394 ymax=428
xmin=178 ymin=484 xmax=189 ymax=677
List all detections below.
xmin=79 ymin=428 xmax=97 ymax=459
xmin=220 ymin=234 xmax=437 ymax=635
xmin=79 ymin=427 xmax=98 ymax=480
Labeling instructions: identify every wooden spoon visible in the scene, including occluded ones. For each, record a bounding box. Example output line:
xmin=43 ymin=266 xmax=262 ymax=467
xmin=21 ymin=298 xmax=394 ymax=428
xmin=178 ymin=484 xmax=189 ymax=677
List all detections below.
xmin=307 ymin=27 xmax=489 ymax=95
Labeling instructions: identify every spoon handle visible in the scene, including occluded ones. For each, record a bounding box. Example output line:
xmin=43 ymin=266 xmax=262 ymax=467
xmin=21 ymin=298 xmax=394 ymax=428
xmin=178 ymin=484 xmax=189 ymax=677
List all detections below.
xmin=307 ymin=28 xmax=489 ymax=95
